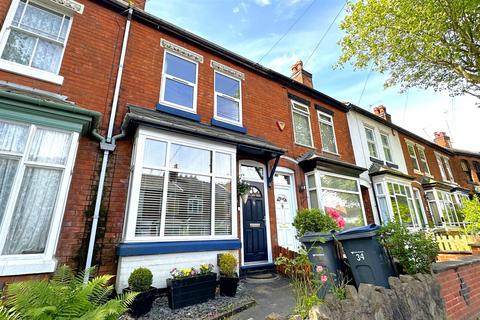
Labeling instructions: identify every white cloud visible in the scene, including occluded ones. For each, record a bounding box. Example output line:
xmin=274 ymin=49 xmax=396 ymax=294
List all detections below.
xmin=254 ymin=0 xmax=271 ymax=6
xmin=232 ymin=6 xmax=240 ymax=13
xmin=233 ymin=1 xmax=249 ymax=14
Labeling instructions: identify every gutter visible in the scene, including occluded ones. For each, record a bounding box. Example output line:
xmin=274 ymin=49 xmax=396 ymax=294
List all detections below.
xmin=83 ymin=6 xmax=133 ymax=282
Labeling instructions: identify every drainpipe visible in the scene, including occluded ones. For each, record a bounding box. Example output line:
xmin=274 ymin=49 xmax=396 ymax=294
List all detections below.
xmin=84 ymin=6 xmax=133 ymax=282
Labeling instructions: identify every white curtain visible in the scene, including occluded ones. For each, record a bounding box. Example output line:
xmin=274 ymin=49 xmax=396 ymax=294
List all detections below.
xmin=3 ymin=167 xmax=62 ymax=255
xmin=0 ymin=158 xmax=18 ymax=224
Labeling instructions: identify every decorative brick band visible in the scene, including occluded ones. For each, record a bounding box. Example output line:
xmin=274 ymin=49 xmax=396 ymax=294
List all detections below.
xmin=48 ymin=0 xmax=84 ymax=14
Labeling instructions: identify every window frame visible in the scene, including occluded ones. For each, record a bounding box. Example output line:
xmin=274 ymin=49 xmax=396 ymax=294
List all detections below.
xmin=379 ymin=131 xmax=393 ymax=163
xmin=416 ymin=145 xmax=431 ymax=176
xmin=305 ymin=170 xmax=366 ymax=228
xmin=291 ymin=100 xmax=314 ymax=148
xmin=405 ymin=141 xmax=421 ymax=173
xmin=317 ymin=111 xmax=338 ymax=154
xmin=159 ymin=50 xmax=199 ymax=114
xmin=213 ymin=70 xmax=242 ymax=126
xmin=435 ymin=153 xmax=454 ymax=183
xmin=0 ymin=0 xmax=75 ymax=85
xmin=125 ymin=127 xmax=238 ymax=242
xmin=364 ymin=125 xmax=379 ymax=159
xmin=460 ymin=160 xmax=473 ymax=183
xmin=0 ymin=119 xmax=79 ymax=275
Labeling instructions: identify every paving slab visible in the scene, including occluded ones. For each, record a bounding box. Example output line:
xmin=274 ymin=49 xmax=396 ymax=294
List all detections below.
xmin=232 ymin=275 xmax=294 ymax=320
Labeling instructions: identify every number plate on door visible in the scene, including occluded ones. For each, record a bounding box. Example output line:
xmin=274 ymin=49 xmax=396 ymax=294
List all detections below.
xmin=249 ymin=223 xmax=261 ymax=228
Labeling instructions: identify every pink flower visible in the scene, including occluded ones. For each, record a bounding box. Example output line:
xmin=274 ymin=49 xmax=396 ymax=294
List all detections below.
xmin=316 ymin=265 xmax=323 ymax=273
xmin=336 ymin=216 xmax=346 ymax=228
xmin=326 ymin=207 xmax=340 ymax=219
xmin=321 ymin=275 xmax=328 ymax=283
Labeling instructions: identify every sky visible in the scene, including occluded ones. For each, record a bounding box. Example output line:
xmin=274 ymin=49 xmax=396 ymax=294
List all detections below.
xmin=145 ymin=0 xmax=480 ymax=151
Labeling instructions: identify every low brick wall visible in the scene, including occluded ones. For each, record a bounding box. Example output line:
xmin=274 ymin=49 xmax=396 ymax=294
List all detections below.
xmin=433 ymin=256 xmax=480 ymax=320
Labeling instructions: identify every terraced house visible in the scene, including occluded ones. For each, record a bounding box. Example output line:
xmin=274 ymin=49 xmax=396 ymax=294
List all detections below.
xmin=0 ymin=0 xmax=478 ymax=292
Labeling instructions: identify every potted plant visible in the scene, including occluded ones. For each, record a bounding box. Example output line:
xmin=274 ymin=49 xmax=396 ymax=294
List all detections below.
xmin=237 ymin=178 xmax=251 ymax=204
xmin=123 ymin=267 xmax=157 ymax=317
xmin=167 ymin=264 xmax=216 ymax=309
xmin=219 ymin=253 xmax=239 ymax=296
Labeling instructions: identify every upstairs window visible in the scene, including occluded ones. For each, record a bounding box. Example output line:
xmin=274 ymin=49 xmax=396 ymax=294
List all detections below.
xmin=214 ymin=71 xmax=242 ymax=125
xmin=416 ymin=147 xmax=430 ymax=175
xmin=318 ymin=111 xmax=337 ymax=154
xmin=436 ymin=154 xmax=454 ymax=182
xmin=160 ymin=52 xmax=198 ymax=112
xmin=291 ymin=101 xmax=313 ymax=147
xmin=461 ymin=160 xmax=473 ymax=183
xmin=364 ymin=126 xmax=378 ymax=159
xmin=406 ymin=142 xmax=420 ymax=171
xmin=474 ymin=161 xmax=480 ymax=182
xmin=0 ymin=0 xmax=74 ymax=83
xmin=379 ymin=132 xmax=393 ymax=163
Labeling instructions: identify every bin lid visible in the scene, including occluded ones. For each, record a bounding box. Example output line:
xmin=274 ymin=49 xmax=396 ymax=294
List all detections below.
xmin=299 ymin=231 xmax=337 ymax=243
xmin=336 ymin=224 xmax=380 ymax=241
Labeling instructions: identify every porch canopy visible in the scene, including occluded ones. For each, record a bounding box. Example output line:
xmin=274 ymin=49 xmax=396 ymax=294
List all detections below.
xmin=298 ymin=151 xmax=367 ymax=177
xmin=121 ymin=105 xmax=285 ymax=160
xmin=368 ymin=163 xmax=415 ymax=180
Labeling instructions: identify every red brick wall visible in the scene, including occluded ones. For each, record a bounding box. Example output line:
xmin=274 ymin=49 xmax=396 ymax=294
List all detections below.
xmin=450 ymin=155 xmax=480 ymax=194
xmin=435 ymin=258 xmax=480 ymax=320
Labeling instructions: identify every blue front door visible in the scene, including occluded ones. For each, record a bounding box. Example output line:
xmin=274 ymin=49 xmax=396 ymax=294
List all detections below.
xmin=243 ymin=183 xmax=268 ymax=263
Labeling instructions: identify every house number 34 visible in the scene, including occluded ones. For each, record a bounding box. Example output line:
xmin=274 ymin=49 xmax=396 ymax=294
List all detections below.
xmin=351 ymin=251 xmax=365 ymax=261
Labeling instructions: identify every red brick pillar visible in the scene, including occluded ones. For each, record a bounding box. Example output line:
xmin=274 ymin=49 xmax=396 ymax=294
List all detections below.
xmin=469 ymin=243 xmax=480 ymax=255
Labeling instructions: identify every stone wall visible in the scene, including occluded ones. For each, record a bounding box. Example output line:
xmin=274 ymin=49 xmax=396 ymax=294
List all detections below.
xmin=309 ymin=274 xmax=445 ymax=320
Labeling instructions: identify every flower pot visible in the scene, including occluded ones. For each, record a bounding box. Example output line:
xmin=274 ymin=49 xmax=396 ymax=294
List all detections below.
xmin=123 ymin=286 xmax=157 ymax=317
xmin=219 ymin=276 xmax=239 ymax=297
xmin=241 ymin=193 xmax=249 ymax=204
xmin=166 ymin=273 xmax=217 ymax=309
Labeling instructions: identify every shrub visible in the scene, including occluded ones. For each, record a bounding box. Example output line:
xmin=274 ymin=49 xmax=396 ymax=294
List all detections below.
xmin=219 ymin=253 xmax=238 ymax=277
xmin=1 ymin=265 xmax=136 ymax=320
xmin=379 ymin=222 xmax=439 ymax=274
xmin=128 ymin=267 xmax=153 ymax=292
xmin=293 ymin=208 xmax=339 ymax=237
xmin=460 ymin=196 xmax=480 ymax=234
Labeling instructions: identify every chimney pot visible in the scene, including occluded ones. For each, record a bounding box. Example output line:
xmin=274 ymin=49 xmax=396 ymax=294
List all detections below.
xmin=373 ymin=105 xmax=391 ymax=122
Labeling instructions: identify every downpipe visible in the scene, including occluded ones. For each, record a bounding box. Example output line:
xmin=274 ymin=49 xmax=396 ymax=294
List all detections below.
xmin=84 ymin=6 xmax=133 ymax=282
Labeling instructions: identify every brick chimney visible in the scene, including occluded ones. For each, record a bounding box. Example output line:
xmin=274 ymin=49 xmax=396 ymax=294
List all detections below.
xmin=291 ymin=60 xmax=313 ymax=88
xmin=433 ymin=132 xmax=452 ymax=148
xmin=373 ymin=105 xmax=392 ymax=122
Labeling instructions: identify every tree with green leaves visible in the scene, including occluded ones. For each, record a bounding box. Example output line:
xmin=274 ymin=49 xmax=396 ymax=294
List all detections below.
xmin=338 ymin=0 xmax=480 ymax=101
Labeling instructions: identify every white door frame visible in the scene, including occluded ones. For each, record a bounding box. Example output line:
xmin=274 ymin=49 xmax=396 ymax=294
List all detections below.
xmin=274 ymin=167 xmax=299 ymax=251
xmin=239 ymin=160 xmax=272 ymax=266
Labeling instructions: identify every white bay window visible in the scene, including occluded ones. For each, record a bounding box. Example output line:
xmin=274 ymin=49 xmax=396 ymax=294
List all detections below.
xmin=126 ymin=128 xmax=237 ymax=241
xmin=0 ymin=120 xmax=78 ymax=274
xmin=305 ymin=171 xmax=365 ymax=229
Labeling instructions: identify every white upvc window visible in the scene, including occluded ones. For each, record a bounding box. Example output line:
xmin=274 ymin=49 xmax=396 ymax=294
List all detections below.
xmin=214 ymin=71 xmax=242 ymax=125
xmin=435 ymin=153 xmax=454 ymax=182
xmin=416 ymin=146 xmax=430 ymax=175
xmin=426 ymin=189 xmax=461 ymax=227
xmin=0 ymin=119 xmax=78 ymax=275
xmin=305 ymin=171 xmax=366 ymax=229
xmin=406 ymin=142 xmax=420 ymax=172
xmin=379 ymin=132 xmax=393 ymax=163
xmin=160 ymin=51 xmax=199 ymax=113
xmin=125 ymin=128 xmax=237 ymax=241
xmin=318 ymin=111 xmax=338 ymax=154
xmin=291 ymin=101 xmax=313 ymax=148
xmin=413 ymin=188 xmax=428 ymax=228
xmin=0 ymin=0 xmax=76 ymax=85
xmin=375 ymin=180 xmax=422 ymax=228
xmin=364 ymin=126 xmax=379 ymax=159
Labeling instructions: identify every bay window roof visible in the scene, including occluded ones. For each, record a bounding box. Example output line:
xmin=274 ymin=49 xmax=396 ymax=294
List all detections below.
xmin=121 ymin=105 xmax=285 ymax=159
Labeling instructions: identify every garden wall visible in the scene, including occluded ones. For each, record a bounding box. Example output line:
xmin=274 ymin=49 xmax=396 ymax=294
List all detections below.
xmin=309 ymin=255 xmax=480 ymax=320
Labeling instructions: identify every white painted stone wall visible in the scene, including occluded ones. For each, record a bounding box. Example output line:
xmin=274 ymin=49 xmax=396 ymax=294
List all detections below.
xmin=115 ymin=250 xmax=239 ymax=290
xmin=347 ymin=110 xmax=409 ymax=224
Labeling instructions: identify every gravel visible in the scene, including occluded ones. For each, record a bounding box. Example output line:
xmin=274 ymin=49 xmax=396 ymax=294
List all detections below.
xmin=121 ymin=281 xmax=255 ymax=320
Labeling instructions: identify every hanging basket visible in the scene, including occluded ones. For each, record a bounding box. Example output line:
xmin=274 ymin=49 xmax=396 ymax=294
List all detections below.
xmin=241 ymin=193 xmax=249 ymax=204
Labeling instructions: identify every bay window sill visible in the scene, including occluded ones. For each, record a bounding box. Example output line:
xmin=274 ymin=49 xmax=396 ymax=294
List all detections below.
xmin=0 ymin=59 xmax=64 ymax=85
xmin=0 ymin=257 xmax=57 ymax=276
xmin=117 ymin=239 xmax=242 ymax=257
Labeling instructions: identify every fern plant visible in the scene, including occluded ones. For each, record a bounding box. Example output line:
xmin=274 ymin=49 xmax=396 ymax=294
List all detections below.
xmin=2 ymin=265 xmax=137 ymax=320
